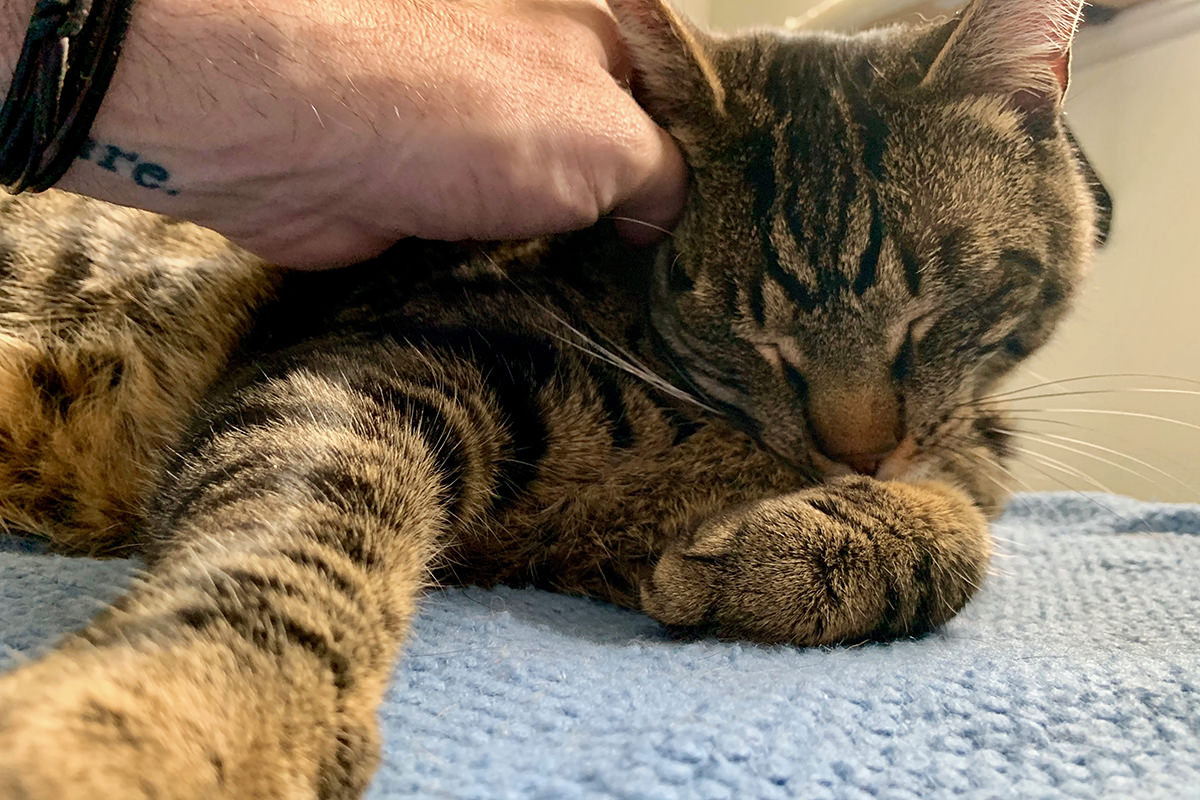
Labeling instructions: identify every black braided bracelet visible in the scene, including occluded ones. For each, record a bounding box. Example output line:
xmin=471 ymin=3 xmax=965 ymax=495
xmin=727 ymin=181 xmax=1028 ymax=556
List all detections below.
xmin=0 ymin=0 xmax=135 ymax=193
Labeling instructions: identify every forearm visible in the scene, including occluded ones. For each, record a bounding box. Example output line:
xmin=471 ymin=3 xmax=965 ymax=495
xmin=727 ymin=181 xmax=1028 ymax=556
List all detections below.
xmin=54 ymin=0 xmax=296 ymax=215
xmin=0 ymin=0 xmax=223 ymax=209
xmin=0 ymin=0 xmax=684 ymax=267
xmin=36 ymin=0 xmax=431 ymax=236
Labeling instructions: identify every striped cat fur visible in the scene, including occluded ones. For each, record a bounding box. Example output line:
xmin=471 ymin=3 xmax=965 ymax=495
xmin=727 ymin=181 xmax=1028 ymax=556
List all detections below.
xmin=0 ymin=0 xmax=1110 ymax=796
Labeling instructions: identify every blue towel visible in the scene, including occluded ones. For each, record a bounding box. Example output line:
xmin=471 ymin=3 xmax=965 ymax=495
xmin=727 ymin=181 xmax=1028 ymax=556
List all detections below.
xmin=2 ymin=492 xmax=1198 ymax=798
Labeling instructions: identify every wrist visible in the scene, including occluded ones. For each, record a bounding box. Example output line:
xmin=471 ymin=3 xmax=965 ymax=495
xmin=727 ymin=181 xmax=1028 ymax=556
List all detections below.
xmin=51 ymin=0 xmax=300 ymax=215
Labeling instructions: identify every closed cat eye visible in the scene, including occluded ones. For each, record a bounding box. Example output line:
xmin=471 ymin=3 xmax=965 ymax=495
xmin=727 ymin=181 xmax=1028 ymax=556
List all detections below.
xmin=890 ymin=315 xmax=930 ymax=383
xmin=783 ymin=361 xmax=810 ymax=399
xmin=892 ymin=332 xmax=915 ymax=383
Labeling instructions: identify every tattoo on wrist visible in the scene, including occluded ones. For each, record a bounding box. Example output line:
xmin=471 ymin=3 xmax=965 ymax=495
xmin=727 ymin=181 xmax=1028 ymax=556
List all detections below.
xmin=78 ymin=138 xmax=180 ymax=196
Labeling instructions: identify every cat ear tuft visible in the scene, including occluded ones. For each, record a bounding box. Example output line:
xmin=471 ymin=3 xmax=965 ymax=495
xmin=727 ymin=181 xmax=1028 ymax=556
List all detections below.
xmin=923 ymin=0 xmax=1086 ymax=112
xmin=607 ymin=0 xmax=726 ymax=133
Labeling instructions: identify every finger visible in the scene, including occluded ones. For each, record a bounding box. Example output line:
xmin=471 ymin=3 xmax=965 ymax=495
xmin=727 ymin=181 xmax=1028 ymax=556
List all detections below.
xmin=610 ymin=122 xmax=687 ymax=245
xmin=562 ymin=0 xmax=631 ymax=83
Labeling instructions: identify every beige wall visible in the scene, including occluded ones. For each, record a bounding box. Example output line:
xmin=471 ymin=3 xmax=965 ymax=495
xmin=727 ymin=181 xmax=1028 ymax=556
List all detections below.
xmin=707 ymin=0 xmax=783 ymax=29
xmin=672 ymin=0 xmax=710 ymax=25
xmin=1013 ymin=21 xmax=1200 ymax=502
xmin=682 ymin=0 xmax=1200 ymax=501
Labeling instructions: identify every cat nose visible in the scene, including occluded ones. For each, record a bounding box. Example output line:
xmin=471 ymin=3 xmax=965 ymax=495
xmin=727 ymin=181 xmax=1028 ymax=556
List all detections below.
xmin=835 ymin=450 xmax=894 ymax=477
xmin=807 ymin=381 xmax=902 ymax=477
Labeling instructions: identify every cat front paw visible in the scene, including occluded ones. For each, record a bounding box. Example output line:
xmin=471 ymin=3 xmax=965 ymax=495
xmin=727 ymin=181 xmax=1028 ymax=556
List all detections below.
xmin=0 ymin=643 xmax=368 ymax=800
xmin=0 ymin=653 xmax=229 ymax=800
xmin=641 ymin=476 xmax=990 ymax=646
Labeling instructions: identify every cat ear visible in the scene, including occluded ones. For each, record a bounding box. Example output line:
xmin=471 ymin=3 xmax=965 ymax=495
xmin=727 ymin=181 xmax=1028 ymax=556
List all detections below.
xmin=607 ymin=0 xmax=726 ymax=133
xmin=922 ymin=0 xmax=1086 ymax=112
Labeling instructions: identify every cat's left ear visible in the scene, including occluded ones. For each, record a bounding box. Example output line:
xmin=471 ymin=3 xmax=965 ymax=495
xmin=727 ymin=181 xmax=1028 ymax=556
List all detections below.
xmin=607 ymin=0 xmax=726 ymax=138
xmin=922 ymin=0 xmax=1086 ymax=115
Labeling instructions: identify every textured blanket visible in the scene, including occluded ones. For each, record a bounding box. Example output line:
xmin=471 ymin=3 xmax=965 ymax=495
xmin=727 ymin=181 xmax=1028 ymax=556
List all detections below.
xmin=2 ymin=493 xmax=1198 ymax=799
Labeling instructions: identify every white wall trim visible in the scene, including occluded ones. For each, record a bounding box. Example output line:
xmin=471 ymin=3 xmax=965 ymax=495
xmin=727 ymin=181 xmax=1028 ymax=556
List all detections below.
xmin=778 ymin=0 xmax=1200 ymax=59
xmin=1075 ymin=0 xmax=1200 ymax=69
xmin=784 ymin=0 xmax=961 ymax=32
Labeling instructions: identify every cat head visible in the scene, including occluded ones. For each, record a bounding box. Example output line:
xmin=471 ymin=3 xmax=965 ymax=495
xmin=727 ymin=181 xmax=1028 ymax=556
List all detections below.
xmin=610 ymin=0 xmax=1111 ymax=514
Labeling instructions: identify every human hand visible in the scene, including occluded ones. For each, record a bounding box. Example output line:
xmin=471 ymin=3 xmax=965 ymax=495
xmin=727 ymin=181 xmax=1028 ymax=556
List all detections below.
xmin=46 ymin=0 xmax=687 ymax=267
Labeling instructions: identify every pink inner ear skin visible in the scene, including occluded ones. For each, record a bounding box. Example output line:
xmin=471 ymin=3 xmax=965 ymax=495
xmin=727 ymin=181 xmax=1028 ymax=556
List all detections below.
xmin=920 ymin=0 xmax=1085 ymax=109
xmin=1050 ymin=52 xmax=1071 ymax=93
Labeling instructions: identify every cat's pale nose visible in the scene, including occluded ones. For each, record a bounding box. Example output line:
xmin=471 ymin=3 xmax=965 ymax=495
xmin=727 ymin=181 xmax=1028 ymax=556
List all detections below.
xmin=808 ymin=381 xmax=902 ymax=476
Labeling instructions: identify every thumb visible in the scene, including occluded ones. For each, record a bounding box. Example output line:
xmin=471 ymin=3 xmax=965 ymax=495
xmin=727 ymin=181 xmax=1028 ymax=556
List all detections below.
xmin=605 ymin=99 xmax=688 ymax=244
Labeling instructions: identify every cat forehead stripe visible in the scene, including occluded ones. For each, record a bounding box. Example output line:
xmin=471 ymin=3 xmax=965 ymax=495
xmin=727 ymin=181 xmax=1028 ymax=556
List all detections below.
xmin=745 ymin=144 xmax=898 ymax=320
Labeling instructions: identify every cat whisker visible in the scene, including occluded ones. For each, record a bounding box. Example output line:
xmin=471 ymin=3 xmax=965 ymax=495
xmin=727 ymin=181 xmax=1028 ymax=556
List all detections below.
xmin=1007 ymin=443 xmax=1116 ymax=494
xmin=542 ymin=326 xmax=717 ymax=414
xmin=944 ymin=562 xmax=982 ymax=594
xmin=649 ymin=341 xmax=722 ymax=408
xmin=992 ymin=427 xmax=1199 ymax=497
xmin=943 ymin=434 xmax=1106 ymax=528
xmin=953 ymin=442 xmax=1035 ymax=496
xmin=525 ymin=310 xmax=693 ymax=404
xmin=935 ymin=433 xmax=1054 ymax=522
xmin=970 ymin=387 xmax=1200 ymax=406
xmin=944 ymin=413 xmax=1090 ymax=431
xmin=601 ymin=215 xmax=676 ymax=238
xmin=1018 ymin=439 xmax=1168 ymax=496
xmin=488 ymin=263 xmax=717 ymax=414
xmin=1000 ymin=446 xmax=1154 ymax=532
xmin=1002 ymin=407 xmax=1200 ymax=434
xmin=977 ymin=372 xmax=1200 ymax=403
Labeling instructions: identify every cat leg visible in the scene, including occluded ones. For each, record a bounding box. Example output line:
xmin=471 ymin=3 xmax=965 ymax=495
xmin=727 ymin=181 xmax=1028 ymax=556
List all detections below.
xmin=640 ymin=476 xmax=991 ymax=645
xmin=0 ymin=353 xmax=485 ymax=799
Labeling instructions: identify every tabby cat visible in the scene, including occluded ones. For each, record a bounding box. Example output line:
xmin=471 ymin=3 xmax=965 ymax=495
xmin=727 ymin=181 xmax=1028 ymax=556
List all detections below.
xmin=0 ymin=0 xmax=1110 ymax=796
